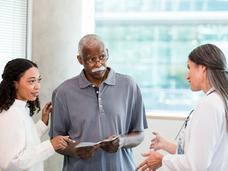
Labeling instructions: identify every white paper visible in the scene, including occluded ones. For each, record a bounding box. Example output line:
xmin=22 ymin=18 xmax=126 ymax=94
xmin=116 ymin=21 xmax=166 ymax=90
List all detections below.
xmin=75 ymin=135 xmax=119 ymax=148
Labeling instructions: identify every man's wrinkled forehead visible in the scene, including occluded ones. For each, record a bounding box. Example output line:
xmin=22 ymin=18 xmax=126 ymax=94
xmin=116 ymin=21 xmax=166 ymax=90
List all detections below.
xmin=80 ymin=41 xmax=105 ymax=55
xmin=83 ymin=40 xmax=104 ymax=49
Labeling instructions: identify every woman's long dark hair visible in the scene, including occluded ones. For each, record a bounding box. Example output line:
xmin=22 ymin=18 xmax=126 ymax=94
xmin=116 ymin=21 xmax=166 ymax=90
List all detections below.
xmin=0 ymin=58 xmax=40 ymax=116
xmin=189 ymin=44 xmax=228 ymax=127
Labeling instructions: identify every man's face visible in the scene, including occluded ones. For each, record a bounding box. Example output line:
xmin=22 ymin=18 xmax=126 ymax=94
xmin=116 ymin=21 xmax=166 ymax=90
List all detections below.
xmin=78 ymin=43 xmax=108 ymax=83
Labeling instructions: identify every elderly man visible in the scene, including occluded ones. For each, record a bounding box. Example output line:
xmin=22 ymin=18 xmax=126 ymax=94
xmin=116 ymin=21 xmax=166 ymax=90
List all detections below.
xmin=50 ymin=34 xmax=148 ymax=171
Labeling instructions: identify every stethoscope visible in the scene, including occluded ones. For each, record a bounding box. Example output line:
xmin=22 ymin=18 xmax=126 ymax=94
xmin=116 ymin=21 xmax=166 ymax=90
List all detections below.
xmin=175 ymin=109 xmax=194 ymax=140
xmin=174 ymin=89 xmax=216 ymax=141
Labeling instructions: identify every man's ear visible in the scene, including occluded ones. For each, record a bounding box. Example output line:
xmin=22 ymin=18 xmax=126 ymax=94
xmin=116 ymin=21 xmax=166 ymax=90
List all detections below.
xmin=77 ymin=54 xmax=83 ymax=65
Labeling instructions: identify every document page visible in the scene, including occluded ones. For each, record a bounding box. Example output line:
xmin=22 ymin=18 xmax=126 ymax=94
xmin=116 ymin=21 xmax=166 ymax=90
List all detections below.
xmin=75 ymin=135 xmax=119 ymax=148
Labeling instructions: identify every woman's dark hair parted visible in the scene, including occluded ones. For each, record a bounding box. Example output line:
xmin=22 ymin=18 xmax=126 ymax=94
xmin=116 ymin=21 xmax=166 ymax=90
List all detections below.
xmin=189 ymin=43 xmax=228 ymax=125
xmin=0 ymin=58 xmax=40 ymax=116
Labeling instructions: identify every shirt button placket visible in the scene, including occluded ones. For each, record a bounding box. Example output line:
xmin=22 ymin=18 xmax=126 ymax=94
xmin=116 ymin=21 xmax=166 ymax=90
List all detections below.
xmin=98 ymin=96 xmax=105 ymax=115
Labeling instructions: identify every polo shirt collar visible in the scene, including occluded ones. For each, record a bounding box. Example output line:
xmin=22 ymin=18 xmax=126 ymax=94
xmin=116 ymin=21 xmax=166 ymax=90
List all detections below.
xmin=78 ymin=67 xmax=116 ymax=88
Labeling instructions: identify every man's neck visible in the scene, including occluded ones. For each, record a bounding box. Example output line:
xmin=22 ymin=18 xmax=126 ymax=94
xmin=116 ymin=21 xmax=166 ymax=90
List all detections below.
xmin=89 ymin=69 xmax=109 ymax=87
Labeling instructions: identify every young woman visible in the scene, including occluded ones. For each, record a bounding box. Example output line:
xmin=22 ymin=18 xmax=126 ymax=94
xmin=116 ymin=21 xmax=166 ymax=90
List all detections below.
xmin=0 ymin=58 xmax=71 ymax=171
xmin=137 ymin=44 xmax=228 ymax=171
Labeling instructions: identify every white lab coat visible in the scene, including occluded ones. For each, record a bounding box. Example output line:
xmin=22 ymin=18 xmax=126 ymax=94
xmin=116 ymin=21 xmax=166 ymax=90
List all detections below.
xmin=0 ymin=100 xmax=55 ymax=171
xmin=161 ymin=89 xmax=228 ymax=171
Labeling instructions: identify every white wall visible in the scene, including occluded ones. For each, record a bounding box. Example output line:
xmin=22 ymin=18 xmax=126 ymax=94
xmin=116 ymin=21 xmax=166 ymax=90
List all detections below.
xmin=32 ymin=0 xmax=84 ymax=170
xmin=32 ymin=0 xmax=84 ymax=100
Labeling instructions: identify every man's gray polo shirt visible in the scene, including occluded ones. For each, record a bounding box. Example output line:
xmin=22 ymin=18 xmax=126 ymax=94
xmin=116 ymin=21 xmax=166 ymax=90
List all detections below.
xmin=50 ymin=68 xmax=148 ymax=171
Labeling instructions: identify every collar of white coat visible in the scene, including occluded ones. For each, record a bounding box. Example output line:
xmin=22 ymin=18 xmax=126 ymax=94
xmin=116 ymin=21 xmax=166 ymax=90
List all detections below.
xmin=206 ymin=87 xmax=215 ymax=96
xmin=14 ymin=99 xmax=27 ymax=108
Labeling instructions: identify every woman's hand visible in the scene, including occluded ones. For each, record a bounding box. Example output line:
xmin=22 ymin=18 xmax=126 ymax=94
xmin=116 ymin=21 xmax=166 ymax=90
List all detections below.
xmin=137 ymin=151 xmax=163 ymax=171
xmin=41 ymin=102 xmax=52 ymax=126
xmin=150 ymin=132 xmax=167 ymax=151
xmin=150 ymin=132 xmax=176 ymax=154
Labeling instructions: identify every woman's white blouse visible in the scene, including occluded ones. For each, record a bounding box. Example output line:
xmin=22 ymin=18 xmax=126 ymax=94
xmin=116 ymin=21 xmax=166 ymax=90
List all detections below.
xmin=0 ymin=100 xmax=55 ymax=171
xmin=161 ymin=90 xmax=228 ymax=171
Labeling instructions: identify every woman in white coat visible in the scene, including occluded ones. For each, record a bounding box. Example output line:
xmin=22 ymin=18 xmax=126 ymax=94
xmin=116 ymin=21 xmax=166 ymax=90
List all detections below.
xmin=137 ymin=44 xmax=228 ymax=171
xmin=0 ymin=58 xmax=71 ymax=171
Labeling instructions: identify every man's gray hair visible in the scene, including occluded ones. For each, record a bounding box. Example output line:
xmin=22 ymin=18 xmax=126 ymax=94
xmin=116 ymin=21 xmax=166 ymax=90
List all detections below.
xmin=78 ymin=34 xmax=105 ymax=56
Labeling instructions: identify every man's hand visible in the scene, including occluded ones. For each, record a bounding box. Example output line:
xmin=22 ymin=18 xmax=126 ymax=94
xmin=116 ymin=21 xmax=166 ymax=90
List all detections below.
xmin=75 ymin=145 xmax=100 ymax=159
xmin=51 ymin=135 xmax=72 ymax=151
xmin=100 ymin=135 xmax=119 ymax=153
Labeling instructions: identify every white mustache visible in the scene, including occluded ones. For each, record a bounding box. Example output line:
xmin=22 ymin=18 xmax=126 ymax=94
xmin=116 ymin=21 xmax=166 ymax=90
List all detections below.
xmin=92 ymin=66 xmax=106 ymax=73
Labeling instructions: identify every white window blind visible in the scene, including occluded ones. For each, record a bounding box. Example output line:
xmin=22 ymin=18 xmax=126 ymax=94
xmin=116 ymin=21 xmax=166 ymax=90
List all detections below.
xmin=0 ymin=0 xmax=28 ymax=78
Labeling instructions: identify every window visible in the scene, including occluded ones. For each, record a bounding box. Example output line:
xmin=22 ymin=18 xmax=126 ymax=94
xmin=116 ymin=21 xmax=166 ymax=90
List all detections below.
xmin=0 ymin=0 xmax=29 ymax=78
xmin=95 ymin=0 xmax=228 ymax=112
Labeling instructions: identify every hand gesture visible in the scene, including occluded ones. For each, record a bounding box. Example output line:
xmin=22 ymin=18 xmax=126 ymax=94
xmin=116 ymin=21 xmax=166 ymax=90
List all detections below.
xmin=150 ymin=132 xmax=176 ymax=154
xmin=150 ymin=132 xmax=167 ymax=151
xmin=51 ymin=135 xmax=72 ymax=151
xmin=137 ymin=151 xmax=163 ymax=171
xmin=41 ymin=102 xmax=52 ymax=125
xmin=100 ymin=135 xmax=119 ymax=153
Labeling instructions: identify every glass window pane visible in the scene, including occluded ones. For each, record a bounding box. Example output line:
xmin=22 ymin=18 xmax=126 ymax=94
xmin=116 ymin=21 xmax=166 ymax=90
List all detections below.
xmin=96 ymin=23 xmax=228 ymax=111
xmin=95 ymin=0 xmax=228 ymax=112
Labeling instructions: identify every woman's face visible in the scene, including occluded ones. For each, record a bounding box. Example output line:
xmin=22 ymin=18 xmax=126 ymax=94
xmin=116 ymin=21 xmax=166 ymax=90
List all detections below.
xmin=15 ymin=67 xmax=41 ymax=101
xmin=186 ymin=59 xmax=206 ymax=92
